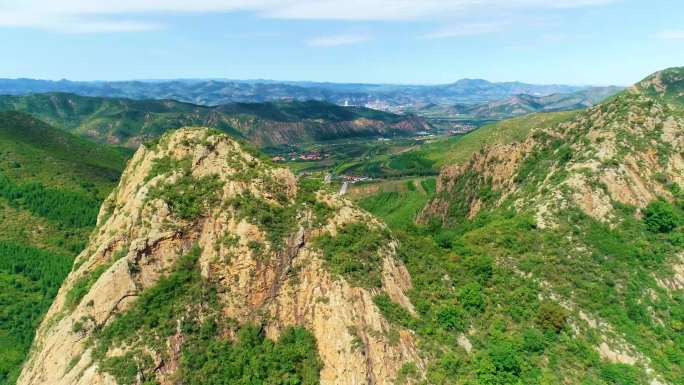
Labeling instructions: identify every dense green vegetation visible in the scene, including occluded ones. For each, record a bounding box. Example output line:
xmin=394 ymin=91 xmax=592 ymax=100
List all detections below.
xmin=638 ymin=67 xmax=684 ymax=107
xmin=356 ymin=118 xmax=684 ymax=384
xmin=643 ymin=200 xmax=680 ymax=233
xmin=0 ymin=242 xmax=72 ymax=384
xmin=0 ymin=93 xmax=422 ymax=149
xmin=0 ymin=173 xmax=101 ymax=229
xmin=0 ymin=111 xmax=128 ymax=189
xmin=359 ymin=191 xmax=684 ymax=384
xmin=180 ymin=325 xmax=321 ymax=385
xmin=93 ymin=245 xmax=321 ymax=385
xmin=357 ymin=179 xmax=435 ymax=229
xmin=0 ymin=112 xmax=126 ymax=385
xmin=313 ymin=222 xmax=389 ymax=288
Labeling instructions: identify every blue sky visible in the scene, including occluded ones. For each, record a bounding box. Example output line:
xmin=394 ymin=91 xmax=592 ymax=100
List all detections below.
xmin=1 ymin=0 xmax=683 ymax=85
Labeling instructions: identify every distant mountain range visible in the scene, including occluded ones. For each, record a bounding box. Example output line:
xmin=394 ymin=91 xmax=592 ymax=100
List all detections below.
xmin=413 ymin=86 xmax=623 ymax=120
xmin=0 ymin=77 xmax=622 ymax=108
xmin=0 ymin=93 xmax=429 ymax=148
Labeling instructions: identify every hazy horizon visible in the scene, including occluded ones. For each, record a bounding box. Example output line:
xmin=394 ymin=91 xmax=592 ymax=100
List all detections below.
xmin=2 ymin=0 xmax=682 ymax=86
xmin=0 ymin=75 xmax=629 ymax=88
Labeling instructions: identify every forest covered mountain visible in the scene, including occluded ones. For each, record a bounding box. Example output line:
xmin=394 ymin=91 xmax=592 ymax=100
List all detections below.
xmin=0 ymin=93 xmax=429 ymax=148
xmin=0 ymin=111 xmax=128 ymax=384
xmin=411 ymin=67 xmax=684 ymax=384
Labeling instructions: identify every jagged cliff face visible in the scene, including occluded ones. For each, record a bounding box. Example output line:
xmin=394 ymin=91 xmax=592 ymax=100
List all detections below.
xmin=421 ymin=67 xmax=684 ymax=227
xmin=19 ymin=128 xmax=421 ymax=385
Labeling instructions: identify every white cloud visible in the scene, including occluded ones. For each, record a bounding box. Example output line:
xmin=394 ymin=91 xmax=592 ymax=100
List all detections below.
xmin=0 ymin=0 xmax=619 ymax=32
xmin=424 ymin=22 xmax=505 ymax=39
xmin=0 ymin=9 xmax=164 ymax=32
xmin=657 ymin=30 xmax=684 ymax=40
xmin=306 ymin=33 xmax=371 ymax=47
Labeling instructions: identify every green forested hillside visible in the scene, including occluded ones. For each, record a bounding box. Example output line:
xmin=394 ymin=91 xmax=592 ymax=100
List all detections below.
xmin=0 ymin=112 xmax=127 ymax=385
xmin=0 ymin=93 xmax=427 ymax=148
xmin=355 ymin=68 xmax=684 ymax=385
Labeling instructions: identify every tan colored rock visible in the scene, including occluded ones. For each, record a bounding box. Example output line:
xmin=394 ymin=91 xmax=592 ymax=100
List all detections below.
xmin=598 ymin=342 xmax=637 ymax=365
xmin=422 ymin=83 xmax=684 ymax=225
xmin=19 ymin=127 xmax=421 ymax=385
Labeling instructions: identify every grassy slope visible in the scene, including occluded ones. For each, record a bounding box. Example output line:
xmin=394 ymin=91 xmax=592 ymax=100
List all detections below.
xmin=0 ymin=111 xmax=129 ymax=189
xmin=0 ymin=112 xmax=127 ymax=385
xmin=355 ymin=178 xmax=436 ymax=229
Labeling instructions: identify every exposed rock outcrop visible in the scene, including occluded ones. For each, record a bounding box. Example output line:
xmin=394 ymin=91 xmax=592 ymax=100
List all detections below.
xmin=417 ymin=67 xmax=684 ymax=385
xmin=19 ymin=128 xmax=421 ymax=385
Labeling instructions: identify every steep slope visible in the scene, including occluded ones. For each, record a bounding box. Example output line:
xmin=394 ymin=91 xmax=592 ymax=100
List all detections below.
xmin=414 ymin=67 xmax=684 ymax=384
xmin=422 ymin=67 xmax=684 ymax=225
xmin=0 ymin=111 xmax=128 ymax=187
xmin=0 ymin=93 xmax=429 ymax=148
xmin=0 ymin=112 xmax=128 ymax=385
xmin=19 ymin=128 xmax=422 ymax=385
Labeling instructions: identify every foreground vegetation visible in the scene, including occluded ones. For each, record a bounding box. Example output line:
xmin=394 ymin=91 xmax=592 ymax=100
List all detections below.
xmin=356 ymin=78 xmax=684 ymax=382
xmin=358 ymin=184 xmax=684 ymax=384
xmin=0 ymin=112 xmax=127 ymax=385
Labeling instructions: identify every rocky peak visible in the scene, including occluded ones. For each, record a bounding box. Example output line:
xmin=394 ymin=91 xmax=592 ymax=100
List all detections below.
xmin=19 ymin=127 xmax=421 ymax=385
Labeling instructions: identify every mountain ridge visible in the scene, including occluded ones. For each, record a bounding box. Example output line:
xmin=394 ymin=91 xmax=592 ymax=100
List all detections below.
xmin=8 ymin=67 xmax=684 ymax=385
xmin=415 ymin=67 xmax=684 ymax=384
xmin=0 ymin=77 xmax=616 ymax=107
xmin=413 ymin=86 xmax=622 ymax=120
xmin=0 ymin=93 xmax=429 ymax=148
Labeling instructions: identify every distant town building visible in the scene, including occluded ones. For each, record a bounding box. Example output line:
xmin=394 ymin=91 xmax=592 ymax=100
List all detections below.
xmin=341 ymin=175 xmax=370 ymax=183
xmin=273 ymin=151 xmax=322 ymax=162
